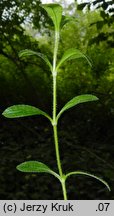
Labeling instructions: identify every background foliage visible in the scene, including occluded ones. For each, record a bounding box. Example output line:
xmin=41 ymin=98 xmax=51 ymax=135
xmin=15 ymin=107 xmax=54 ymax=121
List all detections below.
xmin=0 ymin=0 xmax=114 ymax=199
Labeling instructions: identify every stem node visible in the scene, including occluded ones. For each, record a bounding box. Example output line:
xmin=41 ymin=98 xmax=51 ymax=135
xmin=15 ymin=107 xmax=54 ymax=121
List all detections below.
xmin=53 ymin=71 xmax=57 ymax=77
xmin=52 ymin=120 xmax=57 ymax=126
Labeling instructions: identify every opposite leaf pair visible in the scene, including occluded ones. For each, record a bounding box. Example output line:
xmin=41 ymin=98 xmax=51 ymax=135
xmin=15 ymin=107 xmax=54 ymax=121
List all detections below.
xmin=2 ymin=94 xmax=98 ymax=123
xmin=16 ymin=161 xmax=110 ymax=192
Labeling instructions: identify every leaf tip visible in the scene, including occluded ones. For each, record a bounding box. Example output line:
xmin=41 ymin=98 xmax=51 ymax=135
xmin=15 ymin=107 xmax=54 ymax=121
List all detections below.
xmin=16 ymin=164 xmax=22 ymax=172
xmin=2 ymin=109 xmax=8 ymax=118
xmin=106 ymin=183 xmax=111 ymax=192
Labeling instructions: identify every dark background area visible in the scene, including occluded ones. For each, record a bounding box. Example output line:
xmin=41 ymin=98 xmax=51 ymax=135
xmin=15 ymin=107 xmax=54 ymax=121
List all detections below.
xmin=0 ymin=0 xmax=114 ymax=199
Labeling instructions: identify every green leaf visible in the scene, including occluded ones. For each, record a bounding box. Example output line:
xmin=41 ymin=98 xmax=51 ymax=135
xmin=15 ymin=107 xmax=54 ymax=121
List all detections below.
xmin=56 ymin=48 xmax=92 ymax=70
xmin=19 ymin=49 xmax=52 ymax=71
xmin=41 ymin=4 xmax=62 ymax=31
xmin=2 ymin=105 xmax=52 ymax=122
xmin=57 ymin=94 xmax=99 ymax=120
xmin=65 ymin=171 xmax=111 ymax=191
xmin=17 ymin=161 xmax=60 ymax=181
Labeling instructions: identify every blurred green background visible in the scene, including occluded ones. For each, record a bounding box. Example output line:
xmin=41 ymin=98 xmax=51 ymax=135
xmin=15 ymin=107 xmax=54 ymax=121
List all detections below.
xmin=0 ymin=0 xmax=114 ymax=199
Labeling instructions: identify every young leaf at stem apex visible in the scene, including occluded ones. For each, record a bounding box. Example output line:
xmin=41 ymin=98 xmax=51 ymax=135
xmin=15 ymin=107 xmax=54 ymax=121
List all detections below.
xmin=41 ymin=4 xmax=63 ymax=32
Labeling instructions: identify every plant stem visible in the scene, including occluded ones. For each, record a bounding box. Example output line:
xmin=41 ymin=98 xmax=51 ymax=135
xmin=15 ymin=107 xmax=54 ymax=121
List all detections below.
xmin=52 ymin=30 xmax=67 ymax=200
xmin=52 ymin=31 xmax=62 ymax=177
xmin=61 ymin=178 xmax=67 ymax=200
xmin=53 ymin=125 xmax=62 ymax=177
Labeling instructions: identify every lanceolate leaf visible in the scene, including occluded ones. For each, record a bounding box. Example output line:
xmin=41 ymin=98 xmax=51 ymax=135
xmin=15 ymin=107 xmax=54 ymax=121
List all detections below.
xmin=2 ymin=105 xmax=52 ymax=122
xmin=57 ymin=94 xmax=99 ymax=120
xmin=19 ymin=49 xmax=52 ymax=71
xmin=16 ymin=161 xmax=60 ymax=181
xmin=41 ymin=4 xmax=62 ymax=31
xmin=65 ymin=171 xmax=111 ymax=191
xmin=56 ymin=48 xmax=92 ymax=70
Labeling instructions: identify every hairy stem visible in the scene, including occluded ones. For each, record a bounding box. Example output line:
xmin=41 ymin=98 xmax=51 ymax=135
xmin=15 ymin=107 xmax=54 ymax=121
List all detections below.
xmin=53 ymin=125 xmax=62 ymax=177
xmin=52 ymin=30 xmax=67 ymax=200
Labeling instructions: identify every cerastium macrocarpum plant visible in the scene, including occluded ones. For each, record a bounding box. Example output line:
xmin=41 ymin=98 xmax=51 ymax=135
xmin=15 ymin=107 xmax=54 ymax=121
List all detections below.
xmin=2 ymin=4 xmax=110 ymax=200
